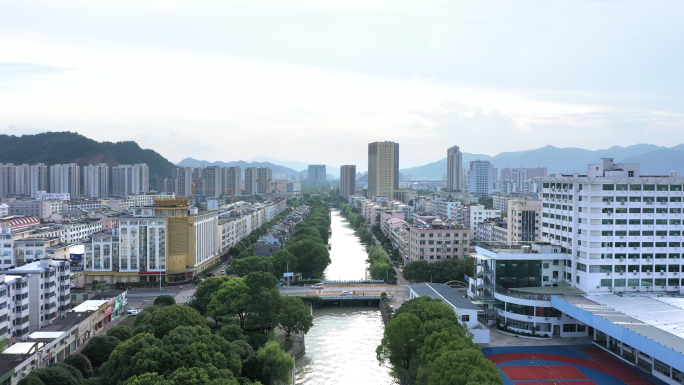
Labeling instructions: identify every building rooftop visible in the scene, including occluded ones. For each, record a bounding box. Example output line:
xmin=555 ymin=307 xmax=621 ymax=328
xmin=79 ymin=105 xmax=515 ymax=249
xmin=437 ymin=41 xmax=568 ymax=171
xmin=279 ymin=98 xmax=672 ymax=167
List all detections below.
xmin=409 ymin=283 xmax=481 ymax=311
xmin=71 ymin=300 xmax=108 ymax=312
xmin=509 ymin=282 xmax=585 ymax=295
xmin=91 ymin=289 xmax=126 ymax=300
xmin=556 ymin=294 xmax=684 ymax=355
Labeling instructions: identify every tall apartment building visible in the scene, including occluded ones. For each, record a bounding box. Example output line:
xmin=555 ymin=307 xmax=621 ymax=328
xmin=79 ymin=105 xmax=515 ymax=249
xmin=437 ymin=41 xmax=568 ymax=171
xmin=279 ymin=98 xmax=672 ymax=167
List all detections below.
xmin=244 ymin=168 xmax=257 ymax=196
xmin=307 ymin=165 xmax=326 ymax=184
xmin=84 ymin=163 xmax=110 ymax=199
xmin=29 ymin=163 xmax=48 ymax=197
xmin=500 ymin=167 xmax=511 ymax=181
xmin=468 ymin=160 xmax=493 ymax=196
xmin=112 ymin=164 xmax=149 ymax=197
xmin=256 ymin=167 xmax=272 ymax=195
xmin=222 ymin=167 xmax=242 ymax=195
xmin=50 ymin=164 xmax=80 ymax=198
xmin=0 ymin=164 xmax=15 ymax=198
xmin=173 ymin=166 xmax=193 ymax=197
xmin=340 ymin=165 xmax=357 ymax=200
xmin=507 ymin=199 xmax=541 ymax=243
xmin=198 ymin=166 xmax=222 ymax=198
xmin=540 ymin=158 xmax=684 ymax=294
xmin=14 ymin=164 xmax=30 ymax=197
xmin=446 ymin=145 xmax=463 ymax=191
xmin=492 ymin=167 xmax=498 ymax=181
xmin=368 ymin=141 xmax=399 ymax=198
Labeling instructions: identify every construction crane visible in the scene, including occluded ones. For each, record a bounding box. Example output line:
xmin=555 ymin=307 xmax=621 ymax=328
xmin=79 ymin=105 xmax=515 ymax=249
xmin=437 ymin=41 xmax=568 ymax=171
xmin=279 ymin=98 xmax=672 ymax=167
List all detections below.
xmin=226 ymin=188 xmax=242 ymax=203
xmin=255 ymin=178 xmax=272 ymax=200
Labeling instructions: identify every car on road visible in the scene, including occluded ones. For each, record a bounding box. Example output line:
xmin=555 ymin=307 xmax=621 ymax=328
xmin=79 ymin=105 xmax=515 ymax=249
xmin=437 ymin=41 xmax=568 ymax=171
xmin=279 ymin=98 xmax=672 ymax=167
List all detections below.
xmin=341 ymin=291 xmax=352 ymax=296
xmin=205 ymin=272 xmax=215 ymax=277
xmin=221 ymin=270 xmax=226 ymax=275
xmin=311 ymin=283 xmax=324 ymax=289
xmin=127 ymin=308 xmax=141 ymax=315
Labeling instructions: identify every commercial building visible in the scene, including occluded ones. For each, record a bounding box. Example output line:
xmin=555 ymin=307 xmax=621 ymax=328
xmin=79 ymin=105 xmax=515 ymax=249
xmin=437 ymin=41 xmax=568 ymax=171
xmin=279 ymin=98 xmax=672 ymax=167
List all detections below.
xmin=446 ymin=145 xmax=463 ymax=191
xmin=35 ymin=191 xmax=69 ymax=201
xmin=407 ymin=216 xmax=471 ymax=262
xmin=83 ymin=163 xmax=110 ymax=199
xmin=83 ymin=197 xmax=220 ymax=284
xmin=50 ymin=164 xmax=80 ymax=198
xmin=468 ymin=160 xmax=493 ymax=196
xmin=368 ymin=141 xmax=399 ymax=198
xmin=507 ymin=199 xmax=541 ymax=243
xmin=340 ymin=165 xmax=356 ymax=200
xmin=112 ymin=164 xmax=149 ymax=197
xmin=307 ymin=165 xmax=326 ymax=184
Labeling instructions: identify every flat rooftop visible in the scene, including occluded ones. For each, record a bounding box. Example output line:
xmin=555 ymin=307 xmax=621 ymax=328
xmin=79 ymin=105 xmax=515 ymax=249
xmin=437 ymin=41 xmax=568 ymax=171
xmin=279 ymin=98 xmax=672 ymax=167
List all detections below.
xmin=509 ymin=282 xmax=585 ymax=295
xmin=409 ymin=283 xmax=481 ymax=311
xmin=556 ymin=294 xmax=684 ymax=355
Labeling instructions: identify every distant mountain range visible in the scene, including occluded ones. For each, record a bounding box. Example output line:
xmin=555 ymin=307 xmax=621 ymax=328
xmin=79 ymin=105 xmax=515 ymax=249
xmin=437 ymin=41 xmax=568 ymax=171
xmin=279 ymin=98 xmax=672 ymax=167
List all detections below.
xmin=0 ymin=132 xmax=176 ymax=180
xmin=177 ymin=158 xmax=339 ymax=180
xmin=399 ymin=144 xmax=684 ymax=180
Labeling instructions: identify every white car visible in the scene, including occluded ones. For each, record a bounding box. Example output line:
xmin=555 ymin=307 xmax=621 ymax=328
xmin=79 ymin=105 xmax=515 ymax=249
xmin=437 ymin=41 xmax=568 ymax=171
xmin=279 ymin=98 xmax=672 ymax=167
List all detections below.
xmin=127 ymin=308 xmax=141 ymax=315
xmin=341 ymin=291 xmax=352 ymax=296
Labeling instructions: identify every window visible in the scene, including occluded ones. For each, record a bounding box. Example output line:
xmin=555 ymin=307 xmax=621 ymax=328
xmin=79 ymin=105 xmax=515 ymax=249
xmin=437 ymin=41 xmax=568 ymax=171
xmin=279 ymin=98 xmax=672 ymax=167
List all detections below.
xmin=644 ymin=184 xmax=655 ymax=191
xmin=629 ymin=208 xmax=641 ymax=213
xmin=461 ymin=315 xmax=470 ymax=322
xmin=563 ymin=324 xmax=577 ymax=332
xmin=600 ymin=279 xmax=612 ymax=287
xmin=629 ymin=196 xmax=641 ymax=202
xmin=630 ymin=184 xmax=642 ymax=191
xmin=602 ymin=184 xmax=614 ymax=191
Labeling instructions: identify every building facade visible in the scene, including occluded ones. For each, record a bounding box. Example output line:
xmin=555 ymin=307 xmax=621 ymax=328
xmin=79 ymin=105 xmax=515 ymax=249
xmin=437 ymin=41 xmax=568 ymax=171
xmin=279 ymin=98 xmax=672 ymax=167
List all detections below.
xmin=507 ymin=199 xmax=541 ymax=243
xmin=244 ymin=167 xmax=257 ymax=196
xmin=307 ymin=165 xmax=326 ymax=184
xmin=50 ymin=164 xmax=80 ymax=198
xmin=408 ymin=217 xmax=471 ymax=262
xmin=112 ymin=164 xmax=149 ymax=197
xmin=368 ymin=141 xmax=399 ymax=198
xmin=83 ymin=163 xmax=110 ymax=199
xmin=469 ymin=160 xmax=493 ymax=196
xmin=446 ymin=145 xmax=463 ymax=191
xmin=340 ymin=165 xmax=356 ymax=200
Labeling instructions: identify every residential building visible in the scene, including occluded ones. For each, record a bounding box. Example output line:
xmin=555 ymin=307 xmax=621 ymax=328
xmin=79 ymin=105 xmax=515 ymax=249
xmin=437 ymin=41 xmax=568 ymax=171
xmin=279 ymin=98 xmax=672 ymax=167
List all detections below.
xmin=468 ymin=160 xmax=493 ymax=196
xmin=307 ymin=165 xmax=326 ymax=184
xmin=499 ymin=180 xmax=516 ymax=195
xmin=173 ymin=166 xmax=193 ymax=197
xmin=467 ymin=204 xmax=502 ymax=239
xmin=112 ymin=164 xmax=149 ymax=197
xmin=13 ymin=164 xmax=30 ymax=197
xmin=83 ymin=163 xmax=110 ymax=199
xmin=222 ymin=166 xmax=242 ymax=196
xmin=507 ymin=199 xmax=541 ymax=243
xmin=476 ymin=219 xmax=508 ymax=242
xmin=523 ymin=179 xmax=539 ymax=194
xmin=50 ymin=164 xmax=80 ymax=198
xmin=493 ymin=195 xmax=517 ymax=211
xmin=446 ymin=145 xmax=463 ymax=191
xmin=368 ymin=141 xmax=399 ymax=198
xmin=0 ymin=204 xmax=7 ymax=217
xmin=29 ymin=163 xmax=48 ymax=198
xmin=35 ymin=191 xmax=69 ymax=201
xmin=407 ymin=216 xmax=471 ymax=263
xmin=256 ymin=167 xmax=272 ymax=195
xmin=0 ymin=164 xmax=16 ymax=198
xmin=255 ymin=236 xmax=282 ymax=257
xmin=244 ymin=167 xmax=257 ymax=196
xmin=123 ymin=193 xmax=175 ymax=208
xmin=6 ymin=200 xmax=63 ymax=218
xmin=431 ymin=200 xmax=461 ymax=219
xmin=198 ymin=166 xmax=222 ymax=199
xmin=340 ymin=165 xmax=356 ymax=200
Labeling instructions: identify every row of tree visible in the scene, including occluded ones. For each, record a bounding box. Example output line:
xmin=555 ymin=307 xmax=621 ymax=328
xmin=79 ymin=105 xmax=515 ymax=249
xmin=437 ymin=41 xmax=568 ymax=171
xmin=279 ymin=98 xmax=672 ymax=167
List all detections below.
xmin=377 ymin=296 xmax=502 ymax=385
xmin=402 ymin=258 xmax=475 ymax=284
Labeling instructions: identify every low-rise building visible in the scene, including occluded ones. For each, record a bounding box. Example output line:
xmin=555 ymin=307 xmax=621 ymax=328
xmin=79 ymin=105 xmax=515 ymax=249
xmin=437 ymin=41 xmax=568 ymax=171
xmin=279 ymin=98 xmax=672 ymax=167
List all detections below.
xmin=407 ymin=217 xmax=471 ymax=263
xmin=507 ymin=199 xmax=541 ymax=243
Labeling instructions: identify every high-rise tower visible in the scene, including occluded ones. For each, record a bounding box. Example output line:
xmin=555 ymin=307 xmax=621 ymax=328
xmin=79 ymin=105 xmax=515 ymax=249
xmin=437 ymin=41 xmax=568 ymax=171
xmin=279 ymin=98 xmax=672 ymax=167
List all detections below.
xmin=340 ymin=165 xmax=357 ymax=200
xmin=447 ymin=146 xmax=463 ymax=191
xmin=368 ymin=141 xmax=399 ymax=198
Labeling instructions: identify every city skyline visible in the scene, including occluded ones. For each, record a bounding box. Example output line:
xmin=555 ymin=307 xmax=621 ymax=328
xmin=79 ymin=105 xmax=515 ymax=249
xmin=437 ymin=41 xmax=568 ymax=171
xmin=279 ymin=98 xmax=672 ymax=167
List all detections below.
xmin=2 ymin=1 xmax=682 ymax=168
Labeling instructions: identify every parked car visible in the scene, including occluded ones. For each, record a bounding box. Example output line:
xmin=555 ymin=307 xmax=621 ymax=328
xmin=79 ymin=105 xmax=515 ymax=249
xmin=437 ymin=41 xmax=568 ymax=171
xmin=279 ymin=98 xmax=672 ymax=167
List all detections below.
xmin=341 ymin=291 xmax=352 ymax=296
xmin=311 ymin=283 xmax=324 ymax=289
xmin=127 ymin=308 xmax=141 ymax=315
xmin=205 ymin=272 xmax=215 ymax=277
xmin=221 ymin=270 xmax=226 ymax=275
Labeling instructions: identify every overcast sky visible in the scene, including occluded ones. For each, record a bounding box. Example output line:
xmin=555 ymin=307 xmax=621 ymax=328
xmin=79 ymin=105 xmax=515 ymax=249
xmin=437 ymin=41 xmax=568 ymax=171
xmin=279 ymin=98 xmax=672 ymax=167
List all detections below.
xmin=1 ymin=0 xmax=682 ymax=171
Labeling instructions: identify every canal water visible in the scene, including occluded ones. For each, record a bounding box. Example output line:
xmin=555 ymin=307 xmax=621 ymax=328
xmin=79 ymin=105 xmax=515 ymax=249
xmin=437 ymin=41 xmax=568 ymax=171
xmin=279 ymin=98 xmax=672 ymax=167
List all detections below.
xmin=295 ymin=210 xmax=393 ymax=385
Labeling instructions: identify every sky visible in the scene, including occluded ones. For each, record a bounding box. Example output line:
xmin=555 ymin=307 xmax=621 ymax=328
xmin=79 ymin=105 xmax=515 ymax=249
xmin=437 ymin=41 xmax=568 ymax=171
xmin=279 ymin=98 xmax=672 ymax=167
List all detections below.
xmin=1 ymin=0 xmax=683 ymax=172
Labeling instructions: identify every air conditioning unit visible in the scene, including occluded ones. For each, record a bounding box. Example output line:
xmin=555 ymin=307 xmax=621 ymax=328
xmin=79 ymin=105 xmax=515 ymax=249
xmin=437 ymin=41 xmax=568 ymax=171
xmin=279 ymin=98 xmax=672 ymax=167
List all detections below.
xmin=620 ymin=272 xmax=624 ymax=275
xmin=596 ymin=286 xmax=600 ymax=289
xmin=632 ymin=287 xmax=637 ymax=289
xmin=621 ymin=202 xmax=625 ymax=206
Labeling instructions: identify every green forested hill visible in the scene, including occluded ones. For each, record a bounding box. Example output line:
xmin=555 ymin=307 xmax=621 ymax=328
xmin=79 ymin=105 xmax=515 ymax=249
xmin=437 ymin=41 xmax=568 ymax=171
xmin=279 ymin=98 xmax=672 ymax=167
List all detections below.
xmin=0 ymin=131 xmax=175 ymax=179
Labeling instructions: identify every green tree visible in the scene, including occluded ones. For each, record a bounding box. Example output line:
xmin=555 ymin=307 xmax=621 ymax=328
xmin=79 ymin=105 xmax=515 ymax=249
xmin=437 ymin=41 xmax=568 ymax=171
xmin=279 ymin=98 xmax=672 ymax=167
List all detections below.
xmin=246 ymin=288 xmax=281 ymax=331
xmin=153 ymin=295 xmax=176 ymax=307
xmin=63 ymin=353 xmax=94 ymax=379
xmin=219 ymin=324 xmax=248 ymax=342
xmin=99 ymin=333 xmax=164 ymax=385
xmin=122 ymin=373 xmax=172 ymax=385
xmin=17 ymin=376 xmax=45 ymax=385
xmin=421 ymin=348 xmax=502 ymax=385
xmin=376 ymin=313 xmax=422 ymax=383
xmin=167 ymin=367 xmax=238 ymax=385
xmin=81 ymin=335 xmax=121 ymax=368
xmin=134 ymin=305 xmax=208 ymax=339
xmin=278 ymin=296 xmax=313 ymax=337
xmin=270 ymin=250 xmax=298 ymax=278
xmin=187 ymin=276 xmax=230 ymax=315
xmin=257 ymin=341 xmax=294 ymax=385
xmin=207 ymin=279 xmax=251 ymax=328
xmin=226 ymin=256 xmax=273 ymax=277
xmin=107 ymin=325 xmax=134 ymax=342
xmin=286 ymin=240 xmax=330 ymax=275
xmin=31 ymin=363 xmax=84 ymax=385
xmin=402 ymin=260 xmax=430 ymax=282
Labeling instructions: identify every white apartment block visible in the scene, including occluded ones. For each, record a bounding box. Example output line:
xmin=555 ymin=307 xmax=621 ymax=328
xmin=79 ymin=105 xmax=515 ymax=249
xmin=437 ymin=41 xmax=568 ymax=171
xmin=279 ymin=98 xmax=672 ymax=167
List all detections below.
xmin=62 ymin=200 xmax=103 ymax=212
xmin=431 ymin=200 xmax=461 ymax=219
xmin=469 ymin=160 xmax=493 ymax=196
xmin=469 ymin=205 xmax=502 ymax=239
xmin=29 ymin=164 xmax=48 ymax=198
xmin=50 ymin=164 xmax=80 ymax=199
xmin=507 ymin=199 xmax=541 ymax=243
xmin=0 ymin=204 xmax=7 ymax=217
xmin=476 ymin=219 xmax=508 ymax=243
xmin=541 ymin=158 xmax=684 ymax=294
xmin=498 ymin=180 xmax=516 ymax=195
xmin=523 ymin=179 xmax=538 ymax=194
xmin=0 ymin=274 xmax=31 ymax=338
xmin=493 ymin=195 xmax=518 ymax=211
xmin=83 ymin=164 xmax=110 ymax=199
xmin=244 ymin=168 xmax=258 ymax=196
xmin=124 ymin=193 xmax=175 ymax=208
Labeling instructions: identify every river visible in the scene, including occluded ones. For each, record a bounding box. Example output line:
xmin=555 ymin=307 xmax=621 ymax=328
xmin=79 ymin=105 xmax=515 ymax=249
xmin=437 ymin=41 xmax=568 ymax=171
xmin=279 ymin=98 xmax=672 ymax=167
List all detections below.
xmin=295 ymin=210 xmax=393 ymax=385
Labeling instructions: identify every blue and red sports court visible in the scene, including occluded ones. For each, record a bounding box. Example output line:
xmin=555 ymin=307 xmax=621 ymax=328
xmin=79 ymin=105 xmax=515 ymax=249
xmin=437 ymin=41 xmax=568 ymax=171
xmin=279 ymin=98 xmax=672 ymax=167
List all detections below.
xmin=482 ymin=345 xmax=668 ymax=385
